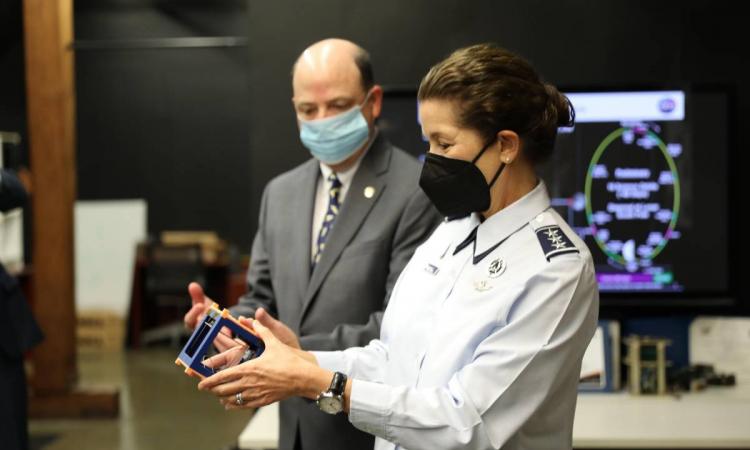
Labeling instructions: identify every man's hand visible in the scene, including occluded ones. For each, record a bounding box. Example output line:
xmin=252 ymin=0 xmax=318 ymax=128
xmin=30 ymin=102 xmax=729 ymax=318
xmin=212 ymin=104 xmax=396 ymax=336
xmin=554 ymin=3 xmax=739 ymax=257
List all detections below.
xmin=202 ymin=342 xmax=250 ymax=371
xmin=254 ymin=307 xmax=301 ymax=349
xmin=183 ymin=282 xmax=237 ymax=352
xmin=184 ymin=282 xmax=214 ymax=330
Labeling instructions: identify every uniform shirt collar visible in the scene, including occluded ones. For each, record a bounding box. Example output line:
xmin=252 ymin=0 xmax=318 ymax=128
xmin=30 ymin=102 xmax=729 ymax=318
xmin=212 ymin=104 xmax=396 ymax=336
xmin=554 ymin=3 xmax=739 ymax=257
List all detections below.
xmin=455 ymin=180 xmax=551 ymax=264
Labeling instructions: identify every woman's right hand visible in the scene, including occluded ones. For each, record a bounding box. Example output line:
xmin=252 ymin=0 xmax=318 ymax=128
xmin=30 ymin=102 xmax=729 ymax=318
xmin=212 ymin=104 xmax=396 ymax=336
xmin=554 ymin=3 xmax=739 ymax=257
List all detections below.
xmin=199 ymin=319 xmax=326 ymax=410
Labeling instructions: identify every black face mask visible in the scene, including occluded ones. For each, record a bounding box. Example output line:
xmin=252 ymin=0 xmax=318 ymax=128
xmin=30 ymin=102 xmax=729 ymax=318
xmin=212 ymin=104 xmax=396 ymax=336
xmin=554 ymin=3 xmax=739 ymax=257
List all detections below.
xmin=418 ymin=141 xmax=506 ymax=219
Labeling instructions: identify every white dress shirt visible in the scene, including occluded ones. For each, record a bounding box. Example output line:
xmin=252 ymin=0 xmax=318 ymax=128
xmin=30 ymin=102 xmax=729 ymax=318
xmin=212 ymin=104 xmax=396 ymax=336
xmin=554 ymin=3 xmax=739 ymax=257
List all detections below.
xmin=314 ymin=181 xmax=599 ymax=450
xmin=310 ymin=133 xmax=375 ymax=261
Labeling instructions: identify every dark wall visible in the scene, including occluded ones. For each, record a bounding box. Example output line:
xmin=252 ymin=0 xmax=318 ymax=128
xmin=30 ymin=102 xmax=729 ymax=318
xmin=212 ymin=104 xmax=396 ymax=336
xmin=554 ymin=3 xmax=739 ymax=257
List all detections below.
xmin=245 ymin=0 xmax=746 ymax=219
xmin=245 ymin=0 xmax=747 ymax=312
xmin=74 ymin=0 xmax=253 ymax=250
xmin=0 ymin=0 xmax=25 ymax=144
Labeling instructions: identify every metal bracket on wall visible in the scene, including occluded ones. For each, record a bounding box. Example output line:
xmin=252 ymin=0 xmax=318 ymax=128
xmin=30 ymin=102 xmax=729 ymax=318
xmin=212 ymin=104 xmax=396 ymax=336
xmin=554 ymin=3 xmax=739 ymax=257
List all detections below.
xmin=71 ymin=36 xmax=247 ymax=51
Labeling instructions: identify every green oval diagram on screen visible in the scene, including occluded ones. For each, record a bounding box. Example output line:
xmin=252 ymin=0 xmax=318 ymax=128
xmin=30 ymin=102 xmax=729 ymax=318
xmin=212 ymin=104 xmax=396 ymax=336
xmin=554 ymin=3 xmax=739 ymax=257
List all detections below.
xmin=584 ymin=126 xmax=681 ymax=269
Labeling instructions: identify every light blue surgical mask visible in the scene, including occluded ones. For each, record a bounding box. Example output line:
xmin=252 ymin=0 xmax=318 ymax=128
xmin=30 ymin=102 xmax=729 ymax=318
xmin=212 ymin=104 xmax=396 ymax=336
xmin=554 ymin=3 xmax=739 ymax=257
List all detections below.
xmin=298 ymin=92 xmax=372 ymax=165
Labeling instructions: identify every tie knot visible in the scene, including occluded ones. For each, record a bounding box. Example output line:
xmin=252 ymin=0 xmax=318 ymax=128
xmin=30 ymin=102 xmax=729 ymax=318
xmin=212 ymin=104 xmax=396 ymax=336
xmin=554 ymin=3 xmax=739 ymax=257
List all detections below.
xmin=327 ymin=173 xmax=341 ymax=188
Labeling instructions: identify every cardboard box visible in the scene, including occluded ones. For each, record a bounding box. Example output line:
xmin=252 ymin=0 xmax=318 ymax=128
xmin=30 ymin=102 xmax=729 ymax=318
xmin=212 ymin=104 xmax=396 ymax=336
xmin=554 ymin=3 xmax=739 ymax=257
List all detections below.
xmin=160 ymin=231 xmax=227 ymax=264
xmin=77 ymin=310 xmax=125 ymax=353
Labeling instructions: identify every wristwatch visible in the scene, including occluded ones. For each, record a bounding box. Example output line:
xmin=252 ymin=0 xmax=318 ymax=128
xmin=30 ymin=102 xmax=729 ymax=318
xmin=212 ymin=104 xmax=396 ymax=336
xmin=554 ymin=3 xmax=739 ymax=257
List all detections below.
xmin=316 ymin=371 xmax=347 ymax=414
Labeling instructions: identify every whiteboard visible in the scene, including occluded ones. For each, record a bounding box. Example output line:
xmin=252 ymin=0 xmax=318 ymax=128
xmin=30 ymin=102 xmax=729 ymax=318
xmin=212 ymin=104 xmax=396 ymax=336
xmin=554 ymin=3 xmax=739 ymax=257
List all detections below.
xmin=75 ymin=200 xmax=147 ymax=317
xmin=690 ymin=316 xmax=750 ymax=385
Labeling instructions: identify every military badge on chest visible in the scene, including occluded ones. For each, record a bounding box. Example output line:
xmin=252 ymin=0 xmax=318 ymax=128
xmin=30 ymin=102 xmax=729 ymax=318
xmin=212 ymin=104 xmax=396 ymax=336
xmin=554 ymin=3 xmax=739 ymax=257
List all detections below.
xmin=473 ymin=257 xmax=506 ymax=292
xmin=488 ymin=258 xmax=506 ymax=278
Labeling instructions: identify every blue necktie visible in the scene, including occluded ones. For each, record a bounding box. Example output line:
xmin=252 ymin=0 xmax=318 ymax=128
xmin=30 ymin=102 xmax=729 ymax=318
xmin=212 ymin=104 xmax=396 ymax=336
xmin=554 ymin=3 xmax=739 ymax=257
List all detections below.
xmin=313 ymin=173 xmax=342 ymax=267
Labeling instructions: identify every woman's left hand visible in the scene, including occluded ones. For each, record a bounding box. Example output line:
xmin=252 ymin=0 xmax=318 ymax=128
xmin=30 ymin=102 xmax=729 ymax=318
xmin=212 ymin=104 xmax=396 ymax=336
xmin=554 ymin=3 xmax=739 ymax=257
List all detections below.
xmin=197 ymin=319 xmax=326 ymax=410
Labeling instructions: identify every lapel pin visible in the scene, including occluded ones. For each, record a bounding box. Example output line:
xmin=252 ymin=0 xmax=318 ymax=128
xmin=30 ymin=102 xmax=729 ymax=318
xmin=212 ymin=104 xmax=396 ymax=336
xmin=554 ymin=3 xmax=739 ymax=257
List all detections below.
xmin=364 ymin=186 xmax=375 ymax=198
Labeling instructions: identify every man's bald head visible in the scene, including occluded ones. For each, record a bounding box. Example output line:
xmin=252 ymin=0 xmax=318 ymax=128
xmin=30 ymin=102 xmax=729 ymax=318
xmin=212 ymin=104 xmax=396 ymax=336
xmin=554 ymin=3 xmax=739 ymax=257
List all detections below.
xmin=290 ymin=38 xmax=384 ymax=171
xmin=292 ymin=38 xmax=373 ymax=93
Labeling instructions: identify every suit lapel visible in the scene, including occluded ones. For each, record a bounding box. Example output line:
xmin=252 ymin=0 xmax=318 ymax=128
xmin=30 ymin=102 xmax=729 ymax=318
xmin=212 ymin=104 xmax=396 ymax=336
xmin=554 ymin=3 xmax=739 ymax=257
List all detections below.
xmin=291 ymin=160 xmax=319 ymax=300
xmin=299 ymin=135 xmax=391 ymax=324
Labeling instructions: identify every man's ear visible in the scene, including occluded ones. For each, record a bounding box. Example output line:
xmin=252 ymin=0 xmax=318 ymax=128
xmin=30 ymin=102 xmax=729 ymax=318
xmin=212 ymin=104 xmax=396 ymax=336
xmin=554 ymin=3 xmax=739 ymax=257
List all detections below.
xmin=369 ymin=85 xmax=384 ymax=119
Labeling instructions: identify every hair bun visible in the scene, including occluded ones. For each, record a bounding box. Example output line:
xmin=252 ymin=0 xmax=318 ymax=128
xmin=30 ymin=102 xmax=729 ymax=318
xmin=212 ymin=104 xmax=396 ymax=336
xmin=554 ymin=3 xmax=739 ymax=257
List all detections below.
xmin=544 ymin=84 xmax=575 ymax=128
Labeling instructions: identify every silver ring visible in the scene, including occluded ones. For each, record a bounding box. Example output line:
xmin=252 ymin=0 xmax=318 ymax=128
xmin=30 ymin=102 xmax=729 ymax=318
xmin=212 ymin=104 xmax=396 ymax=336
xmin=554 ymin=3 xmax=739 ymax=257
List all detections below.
xmin=235 ymin=392 xmax=244 ymax=405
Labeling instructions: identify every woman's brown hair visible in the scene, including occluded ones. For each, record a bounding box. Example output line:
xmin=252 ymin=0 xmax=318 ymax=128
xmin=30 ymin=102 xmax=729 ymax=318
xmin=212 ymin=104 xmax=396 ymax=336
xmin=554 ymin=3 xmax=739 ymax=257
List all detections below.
xmin=418 ymin=43 xmax=574 ymax=163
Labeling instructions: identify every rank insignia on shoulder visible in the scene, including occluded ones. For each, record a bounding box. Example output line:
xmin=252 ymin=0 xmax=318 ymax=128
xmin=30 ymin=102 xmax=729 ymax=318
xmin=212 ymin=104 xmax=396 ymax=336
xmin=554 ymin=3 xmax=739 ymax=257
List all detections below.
xmin=535 ymin=225 xmax=579 ymax=261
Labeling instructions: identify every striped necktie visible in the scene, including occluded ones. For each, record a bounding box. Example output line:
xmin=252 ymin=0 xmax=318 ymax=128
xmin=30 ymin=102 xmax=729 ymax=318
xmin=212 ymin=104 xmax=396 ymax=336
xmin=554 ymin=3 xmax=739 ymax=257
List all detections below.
xmin=312 ymin=173 xmax=342 ymax=267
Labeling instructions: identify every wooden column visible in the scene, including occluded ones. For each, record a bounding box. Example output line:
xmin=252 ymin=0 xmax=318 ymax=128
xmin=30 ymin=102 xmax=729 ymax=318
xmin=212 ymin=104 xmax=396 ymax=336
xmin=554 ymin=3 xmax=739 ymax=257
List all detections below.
xmin=24 ymin=0 xmax=118 ymax=417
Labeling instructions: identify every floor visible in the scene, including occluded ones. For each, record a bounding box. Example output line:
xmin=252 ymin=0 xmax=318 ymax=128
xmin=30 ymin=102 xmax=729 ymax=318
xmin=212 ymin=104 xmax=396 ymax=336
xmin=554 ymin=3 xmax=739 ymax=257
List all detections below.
xmin=29 ymin=348 xmax=253 ymax=450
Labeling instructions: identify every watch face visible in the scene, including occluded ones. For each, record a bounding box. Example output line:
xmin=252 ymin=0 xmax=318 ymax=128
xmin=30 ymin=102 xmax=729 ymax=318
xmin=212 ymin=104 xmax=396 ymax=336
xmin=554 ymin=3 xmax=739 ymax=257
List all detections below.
xmin=317 ymin=394 xmax=343 ymax=414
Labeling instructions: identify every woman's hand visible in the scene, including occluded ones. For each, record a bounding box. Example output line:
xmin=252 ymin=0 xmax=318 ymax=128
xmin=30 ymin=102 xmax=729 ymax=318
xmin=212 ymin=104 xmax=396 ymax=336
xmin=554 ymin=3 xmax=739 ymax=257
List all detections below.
xmin=203 ymin=313 xmax=309 ymax=372
xmin=197 ymin=319 xmax=330 ymax=410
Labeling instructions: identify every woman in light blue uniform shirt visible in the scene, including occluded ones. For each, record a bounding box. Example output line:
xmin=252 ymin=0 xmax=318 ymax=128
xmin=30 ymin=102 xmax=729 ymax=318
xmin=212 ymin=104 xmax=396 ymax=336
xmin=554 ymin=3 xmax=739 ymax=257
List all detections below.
xmin=199 ymin=43 xmax=599 ymax=450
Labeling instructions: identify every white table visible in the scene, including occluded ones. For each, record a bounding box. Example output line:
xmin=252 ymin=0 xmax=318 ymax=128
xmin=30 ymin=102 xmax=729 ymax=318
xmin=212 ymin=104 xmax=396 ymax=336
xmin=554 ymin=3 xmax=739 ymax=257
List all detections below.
xmin=574 ymin=387 xmax=750 ymax=448
xmin=239 ymin=387 xmax=750 ymax=449
xmin=239 ymin=402 xmax=280 ymax=450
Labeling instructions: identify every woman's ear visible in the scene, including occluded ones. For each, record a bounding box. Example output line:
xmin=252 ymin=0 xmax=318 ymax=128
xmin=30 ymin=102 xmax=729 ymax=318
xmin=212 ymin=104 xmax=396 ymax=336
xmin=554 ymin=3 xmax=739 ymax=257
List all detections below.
xmin=496 ymin=130 xmax=520 ymax=164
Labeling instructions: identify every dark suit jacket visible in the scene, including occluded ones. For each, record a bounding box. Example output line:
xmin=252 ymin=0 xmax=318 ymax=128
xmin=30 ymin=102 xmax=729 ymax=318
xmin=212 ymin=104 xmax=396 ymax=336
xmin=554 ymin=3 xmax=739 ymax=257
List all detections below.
xmin=0 ymin=169 xmax=43 ymax=360
xmin=232 ymin=134 xmax=441 ymax=450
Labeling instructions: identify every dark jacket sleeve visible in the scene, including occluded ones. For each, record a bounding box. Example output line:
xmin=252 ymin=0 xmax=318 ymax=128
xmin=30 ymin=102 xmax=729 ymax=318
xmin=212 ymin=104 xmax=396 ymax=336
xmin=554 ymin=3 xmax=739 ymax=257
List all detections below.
xmin=0 ymin=266 xmax=44 ymax=358
xmin=0 ymin=169 xmax=28 ymax=213
xmin=299 ymin=188 xmax=441 ymax=350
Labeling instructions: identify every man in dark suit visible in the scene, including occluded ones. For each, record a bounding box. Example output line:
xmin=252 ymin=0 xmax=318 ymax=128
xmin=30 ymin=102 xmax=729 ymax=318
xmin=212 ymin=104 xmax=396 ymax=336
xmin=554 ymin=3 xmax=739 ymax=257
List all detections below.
xmin=184 ymin=39 xmax=440 ymax=449
xmin=0 ymin=168 xmax=43 ymax=450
